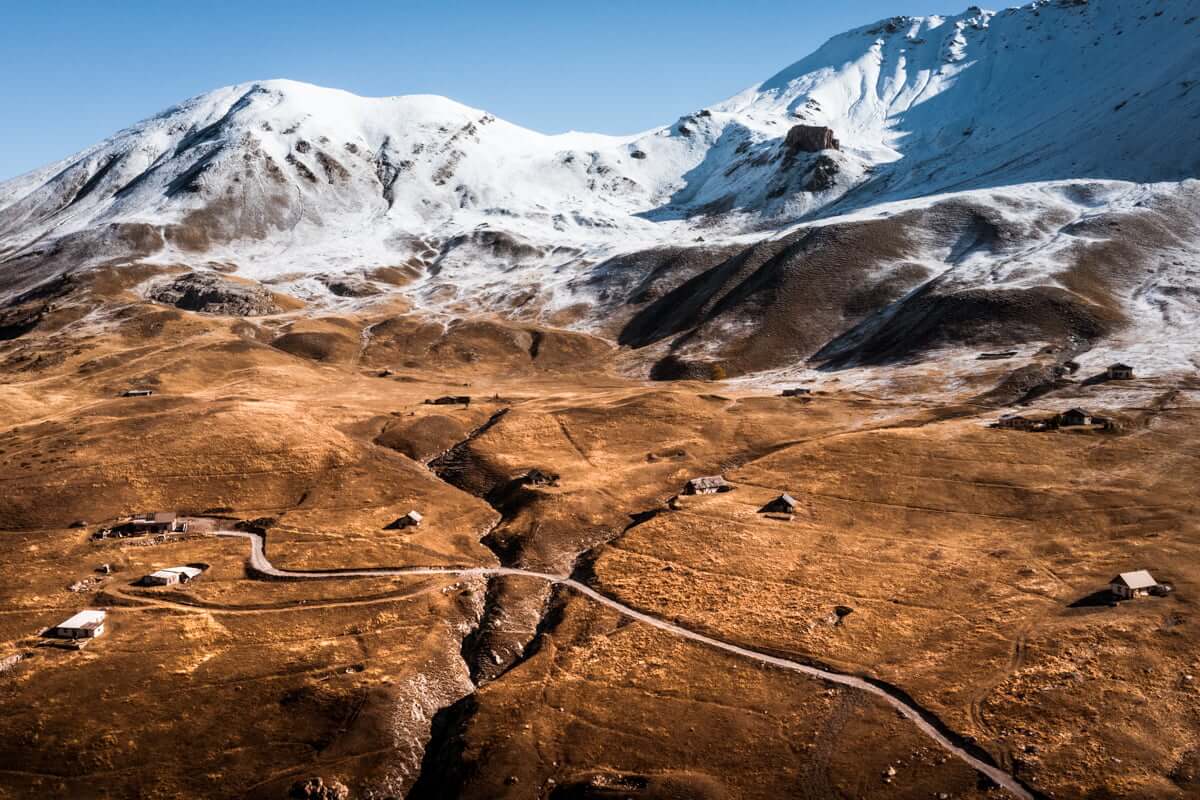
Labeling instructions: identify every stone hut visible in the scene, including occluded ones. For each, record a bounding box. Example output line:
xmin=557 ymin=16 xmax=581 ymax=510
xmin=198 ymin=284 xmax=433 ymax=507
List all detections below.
xmin=683 ymin=476 xmax=732 ymax=495
xmin=386 ymin=510 xmax=423 ymax=530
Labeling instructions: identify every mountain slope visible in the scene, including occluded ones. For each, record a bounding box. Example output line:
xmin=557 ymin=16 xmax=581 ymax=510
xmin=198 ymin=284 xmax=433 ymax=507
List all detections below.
xmin=1 ymin=0 xmax=1198 ymax=380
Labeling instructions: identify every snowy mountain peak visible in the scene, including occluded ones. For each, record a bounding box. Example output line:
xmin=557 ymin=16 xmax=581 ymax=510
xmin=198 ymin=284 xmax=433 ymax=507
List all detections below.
xmin=1 ymin=0 xmax=1198 ymax=310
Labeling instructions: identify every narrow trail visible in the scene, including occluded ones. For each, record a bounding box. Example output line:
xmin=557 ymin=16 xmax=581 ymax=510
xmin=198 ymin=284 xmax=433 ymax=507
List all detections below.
xmin=215 ymin=530 xmax=1039 ymax=800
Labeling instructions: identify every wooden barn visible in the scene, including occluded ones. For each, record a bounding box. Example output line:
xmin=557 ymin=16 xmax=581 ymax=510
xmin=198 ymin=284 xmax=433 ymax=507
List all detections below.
xmin=427 ymin=396 xmax=471 ymax=406
xmin=1106 ymin=363 xmax=1134 ymax=380
xmin=996 ymin=414 xmax=1043 ymax=431
xmin=759 ymin=494 xmax=799 ymax=514
xmin=1059 ymin=408 xmax=1092 ymax=427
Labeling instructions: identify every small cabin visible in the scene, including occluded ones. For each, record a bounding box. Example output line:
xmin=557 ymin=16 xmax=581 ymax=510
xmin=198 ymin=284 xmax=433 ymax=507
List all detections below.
xmin=781 ymin=388 xmax=811 ymax=397
xmin=121 ymin=389 xmax=154 ymax=398
xmin=427 ymin=396 xmax=471 ymax=406
xmin=48 ymin=609 xmax=107 ymax=640
xmin=683 ymin=476 xmax=731 ymax=495
xmin=1110 ymin=570 xmax=1161 ymax=599
xmin=1106 ymin=363 xmax=1134 ymax=380
xmin=1059 ymin=408 xmax=1092 ymax=427
xmin=386 ymin=510 xmax=423 ymax=530
xmin=759 ymin=493 xmax=799 ymax=514
xmin=144 ymin=566 xmax=203 ymax=586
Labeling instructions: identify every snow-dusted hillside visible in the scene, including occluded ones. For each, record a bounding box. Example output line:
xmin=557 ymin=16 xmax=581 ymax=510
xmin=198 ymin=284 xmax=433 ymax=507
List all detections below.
xmin=1 ymin=0 xmax=1199 ymax=378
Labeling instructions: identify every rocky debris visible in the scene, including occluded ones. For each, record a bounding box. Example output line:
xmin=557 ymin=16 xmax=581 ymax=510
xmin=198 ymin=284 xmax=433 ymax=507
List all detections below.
xmin=630 ymin=149 xmax=647 ymax=159
xmin=974 ymin=363 xmax=1071 ymax=406
xmin=68 ymin=576 xmax=103 ymax=592
xmin=288 ymin=777 xmax=349 ymax=800
xmin=0 ymin=302 xmax=47 ymax=341
xmin=146 ymin=272 xmax=282 ymax=316
xmin=804 ymin=154 xmax=841 ymax=191
xmin=785 ymin=124 xmax=840 ymax=154
xmin=316 ymin=274 xmax=381 ymax=298
xmin=235 ymin=517 xmax=276 ymax=534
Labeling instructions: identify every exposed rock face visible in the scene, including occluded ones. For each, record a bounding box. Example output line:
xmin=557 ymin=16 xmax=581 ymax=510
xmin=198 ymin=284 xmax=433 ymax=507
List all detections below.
xmin=785 ymin=124 xmax=840 ymax=154
xmin=804 ymin=154 xmax=841 ymax=191
xmin=288 ymin=777 xmax=349 ymax=800
xmin=146 ymin=271 xmax=281 ymax=316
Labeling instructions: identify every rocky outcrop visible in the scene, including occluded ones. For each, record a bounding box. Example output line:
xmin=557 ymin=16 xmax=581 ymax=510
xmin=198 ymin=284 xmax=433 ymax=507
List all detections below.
xmin=785 ymin=124 xmax=840 ymax=154
xmin=804 ymin=154 xmax=841 ymax=191
xmin=288 ymin=777 xmax=349 ymax=800
xmin=146 ymin=271 xmax=281 ymax=316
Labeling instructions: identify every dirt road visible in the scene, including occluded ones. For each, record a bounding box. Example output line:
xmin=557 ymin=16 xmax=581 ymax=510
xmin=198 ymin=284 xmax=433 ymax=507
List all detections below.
xmin=216 ymin=531 xmax=1037 ymax=800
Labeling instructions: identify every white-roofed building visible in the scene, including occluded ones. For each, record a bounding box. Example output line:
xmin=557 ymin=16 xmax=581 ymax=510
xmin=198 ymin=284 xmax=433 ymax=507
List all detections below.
xmin=143 ymin=566 xmax=204 ymax=586
xmin=49 ymin=609 xmax=107 ymax=640
xmin=1109 ymin=570 xmax=1160 ymax=599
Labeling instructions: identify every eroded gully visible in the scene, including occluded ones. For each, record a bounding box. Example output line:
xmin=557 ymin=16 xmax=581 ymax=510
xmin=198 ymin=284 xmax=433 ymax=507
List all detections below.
xmin=215 ymin=530 xmax=1039 ymax=800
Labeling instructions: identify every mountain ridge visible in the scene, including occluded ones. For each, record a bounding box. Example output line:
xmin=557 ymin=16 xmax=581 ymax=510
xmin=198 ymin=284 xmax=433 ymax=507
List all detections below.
xmin=1 ymin=0 xmax=1198 ymax=383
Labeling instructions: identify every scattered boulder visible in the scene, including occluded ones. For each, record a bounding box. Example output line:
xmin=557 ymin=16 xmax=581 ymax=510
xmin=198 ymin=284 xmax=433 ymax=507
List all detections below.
xmin=289 ymin=777 xmax=349 ymax=800
xmin=235 ymin=517 xmax=276 ymax=534
xmin=785 ymin=124 xmax=840 ymax=154
xmin=147 ymin=272 xmax=282 ymax=316
xmin=316 ymin=274 xmax=381 ymax=298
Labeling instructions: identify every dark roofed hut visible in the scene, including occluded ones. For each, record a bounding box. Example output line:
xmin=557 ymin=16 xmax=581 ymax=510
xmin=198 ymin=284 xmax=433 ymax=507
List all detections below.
xmin=1106 ymin=363 xmax=1134 ymax=380
xmin=427 ymin=396 xmax=471 ymax=406
xmin=385 ymin=510 xmax=423 ymax=530
xmin=759 ymin=494 xmax=799 ymax=514
xmin=1059 ymin=408 xmax=1092 ymax=427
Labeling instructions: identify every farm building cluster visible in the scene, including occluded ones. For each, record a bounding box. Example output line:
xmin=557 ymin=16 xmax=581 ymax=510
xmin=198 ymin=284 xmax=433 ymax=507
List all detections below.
xmin=995 ymin=407 xmax=1117 ymax=433
xmin=94 ymin=512 xmax=189 ymax=539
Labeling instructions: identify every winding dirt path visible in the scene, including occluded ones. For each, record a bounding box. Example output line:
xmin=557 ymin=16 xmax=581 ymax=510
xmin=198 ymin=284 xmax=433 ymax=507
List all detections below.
xmin=216 ymin=530 xmax=1037 ymax=800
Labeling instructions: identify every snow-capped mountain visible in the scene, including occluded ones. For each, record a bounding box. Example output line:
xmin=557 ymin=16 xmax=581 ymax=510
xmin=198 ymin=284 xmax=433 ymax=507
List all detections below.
xmin=2 ymin=0 xmax=1199 ymax=378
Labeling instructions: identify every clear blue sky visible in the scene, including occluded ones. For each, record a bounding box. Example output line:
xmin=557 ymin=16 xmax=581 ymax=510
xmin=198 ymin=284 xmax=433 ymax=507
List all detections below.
xmin=0 ymin=0 xmax=968 ymax=181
